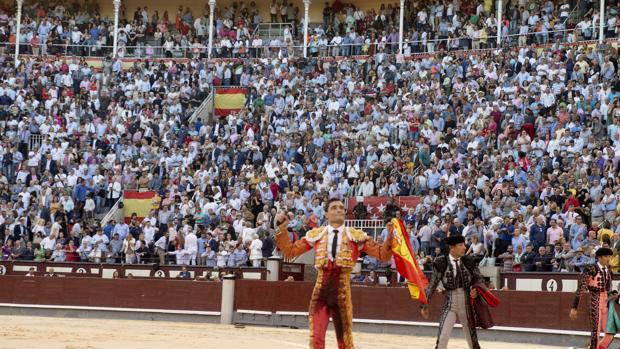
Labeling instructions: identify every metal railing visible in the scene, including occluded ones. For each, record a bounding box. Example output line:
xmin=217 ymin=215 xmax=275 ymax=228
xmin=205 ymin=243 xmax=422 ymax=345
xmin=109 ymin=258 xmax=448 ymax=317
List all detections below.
xmin=252 ymin=22 xmax=293 ymax=42
xmin=564 ymin=2 xmax=581 ymax=26
xmin=344 ymin=219 xmax=386 ymax=240
xmin=7 ymin=26 xmax=604 ymax=62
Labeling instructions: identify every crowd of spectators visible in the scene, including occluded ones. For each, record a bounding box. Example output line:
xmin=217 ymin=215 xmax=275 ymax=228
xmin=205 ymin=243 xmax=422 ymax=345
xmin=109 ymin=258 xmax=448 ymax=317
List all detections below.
xmin=0 ymin=0 xmax=617 ymax=58
xmin=0 ymin=1 xmax=620 ymax=282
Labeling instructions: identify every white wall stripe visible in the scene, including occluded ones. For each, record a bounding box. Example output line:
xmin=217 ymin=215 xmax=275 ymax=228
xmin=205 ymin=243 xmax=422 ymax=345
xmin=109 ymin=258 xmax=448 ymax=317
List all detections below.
xmin=0 ymin=303 xmax=220 ymax=316
xmin=237 ymin=309 xmax=273 ymax=315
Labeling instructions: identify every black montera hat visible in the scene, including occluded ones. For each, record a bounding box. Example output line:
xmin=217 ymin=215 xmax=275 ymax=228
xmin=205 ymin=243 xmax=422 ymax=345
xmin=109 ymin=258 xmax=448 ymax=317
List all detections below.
xmin=445 ymin=235 xmax=465 ymax=246
xmin=596 ymin=247 xmax=614 ymax=258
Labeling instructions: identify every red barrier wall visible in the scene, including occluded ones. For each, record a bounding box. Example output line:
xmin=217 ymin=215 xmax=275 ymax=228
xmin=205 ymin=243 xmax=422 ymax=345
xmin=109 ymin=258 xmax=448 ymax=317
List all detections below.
xmin=0 ymin=276 xmax=592 ymax=331
xmin=234 ymin=280 xmax=590 ymax=331
xmin=0 ymin=276 xmax=222 ymax=312
xmin=234 ymin=280 xmax=314 ymax=312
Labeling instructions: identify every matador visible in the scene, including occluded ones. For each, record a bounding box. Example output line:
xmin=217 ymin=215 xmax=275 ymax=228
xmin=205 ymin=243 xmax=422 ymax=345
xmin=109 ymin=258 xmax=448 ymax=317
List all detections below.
xmin=275 ymin=198 xmax=393 ymax=349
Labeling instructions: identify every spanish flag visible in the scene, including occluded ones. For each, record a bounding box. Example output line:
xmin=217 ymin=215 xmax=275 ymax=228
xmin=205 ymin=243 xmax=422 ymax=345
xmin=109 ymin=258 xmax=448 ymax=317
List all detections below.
xmin=390 ymin=218 xmax=429 ymax=304
xmin=214 ymin=87 xmax=246 ymax=117
xmin=123 ymin=191 xmax=160 ymax=223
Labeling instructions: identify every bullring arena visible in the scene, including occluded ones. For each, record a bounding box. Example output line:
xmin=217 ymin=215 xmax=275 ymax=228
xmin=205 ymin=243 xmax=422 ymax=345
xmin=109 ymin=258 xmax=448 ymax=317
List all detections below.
xmin=0 ymin=0 xmax=619 ymax=348
xmin=0 ymin=316 xmax=563 ymax=349
xmin=0 ymin=264 xmax=605 ymax=348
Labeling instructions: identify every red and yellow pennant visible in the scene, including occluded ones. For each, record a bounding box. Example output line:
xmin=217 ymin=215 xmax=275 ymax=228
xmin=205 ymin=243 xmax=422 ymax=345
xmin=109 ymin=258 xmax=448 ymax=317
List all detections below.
xmin=390 ymin=218 xmax=428 ymax=304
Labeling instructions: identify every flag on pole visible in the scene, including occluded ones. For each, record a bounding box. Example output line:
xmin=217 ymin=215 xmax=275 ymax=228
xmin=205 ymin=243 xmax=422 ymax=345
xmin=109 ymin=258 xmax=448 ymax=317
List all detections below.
xmin=214 ymin=87 xmax=247 ymax=117
xmin=390 ymin=218 xmax=429 ymax=304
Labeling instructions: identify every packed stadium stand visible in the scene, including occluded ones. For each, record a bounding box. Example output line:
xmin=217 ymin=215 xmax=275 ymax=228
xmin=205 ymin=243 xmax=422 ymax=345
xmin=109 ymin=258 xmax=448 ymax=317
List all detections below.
xmin=0 ymin=1 xmax=620 ymax=347
xmin=0 ymin=0 xmax=617 ymax=290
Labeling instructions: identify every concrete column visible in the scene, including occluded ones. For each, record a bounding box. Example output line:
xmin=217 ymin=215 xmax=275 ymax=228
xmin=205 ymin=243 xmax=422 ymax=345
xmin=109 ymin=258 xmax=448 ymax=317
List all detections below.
xmin=14 ymin=0 xmax=23 ymax=67
xmin=480 ymin=266 xmax=500 ymax=291
xmin=220 ymin=274 xmax=236 ymax=324
xmin=496 ymin=0 xmax=502 ymax=46
xmin=208 ymin=0 xmax=216 ymax=59
xmin=354 ymin=258 xmax=363 ymax=274
xmin=112 ymin=0 xmax=121 ymax=58
xmin=599 ymin=0 xmax=606 ymax=45
xmin=302 ymin=0 xmax=310 ymax=58
xmin=266 ymin=257 xmax=282 ymax=281
xmin=398 ymin=0 xmax=405 ymax=54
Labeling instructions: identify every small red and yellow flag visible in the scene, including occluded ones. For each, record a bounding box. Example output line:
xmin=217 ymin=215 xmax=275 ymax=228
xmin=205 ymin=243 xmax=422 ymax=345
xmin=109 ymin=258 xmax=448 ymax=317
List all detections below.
xmin=390 ymin=218 xmax=429 ymax=304
xmin=123 ymin=191 xmax=160 ymax=223
xmin=214 ymin=87 xmax=246 ymax=117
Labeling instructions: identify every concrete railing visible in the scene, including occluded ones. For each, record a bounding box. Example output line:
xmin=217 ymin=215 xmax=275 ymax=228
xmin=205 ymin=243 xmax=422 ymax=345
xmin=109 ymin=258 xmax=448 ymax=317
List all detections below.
xmin=188 ymin=89 xmax=214 ymax=124
xmin=0 ymin=260 xmax=268 ymax=280
xmin=100 ymin=197 xmax=124 ymax=226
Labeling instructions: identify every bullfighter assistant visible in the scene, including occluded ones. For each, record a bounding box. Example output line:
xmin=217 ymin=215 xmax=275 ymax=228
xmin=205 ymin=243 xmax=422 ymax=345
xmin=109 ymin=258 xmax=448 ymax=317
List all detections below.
xmin=422 ymin=235 xmax=483 ymax=349
xmin=570 ymin=247 xmax=614 ymax=349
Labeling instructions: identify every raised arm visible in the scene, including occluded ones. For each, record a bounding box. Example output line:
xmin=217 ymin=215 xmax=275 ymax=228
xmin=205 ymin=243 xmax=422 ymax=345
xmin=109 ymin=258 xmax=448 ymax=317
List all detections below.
xmin=275 ymin=230 xmax=312 ymax=258
xmin=361 ymin=237 xmax=392 ymax=262
xmin=359 ymin=223 xmax=394 ymax=262
xmin=274 ymin=213 xmax=313 ymax=259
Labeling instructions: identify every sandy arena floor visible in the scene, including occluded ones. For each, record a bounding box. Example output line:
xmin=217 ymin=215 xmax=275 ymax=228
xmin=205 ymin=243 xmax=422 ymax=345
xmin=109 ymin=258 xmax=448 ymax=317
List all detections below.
xmin=0 ymin=315 xmax=564 ymax=349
